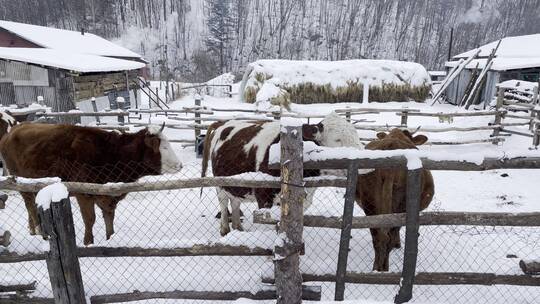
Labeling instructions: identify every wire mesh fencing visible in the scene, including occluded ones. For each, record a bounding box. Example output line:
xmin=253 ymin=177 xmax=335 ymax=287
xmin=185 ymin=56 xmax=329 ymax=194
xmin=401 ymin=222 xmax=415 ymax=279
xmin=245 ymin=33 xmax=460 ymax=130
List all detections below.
xmin=1 ymin=159 xmax=540 ymax=304
xmin=0 ymin=163 xmax=281 ymax=303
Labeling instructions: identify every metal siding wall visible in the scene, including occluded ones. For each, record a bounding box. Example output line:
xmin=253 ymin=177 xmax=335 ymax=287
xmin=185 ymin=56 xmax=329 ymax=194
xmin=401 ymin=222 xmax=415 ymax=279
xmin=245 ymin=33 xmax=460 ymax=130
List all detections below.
xmin=13 ymin=86 xmax=55 ymax=106
xmin=446 ymin=69 xmax=472 ymax=105
xmin=481 ymin=72 xmax=500 ymax=107
xmin=0 ymin=61 xmax=49 ymax=86
xmin=0 ymin=82 xmax=15 ymax=106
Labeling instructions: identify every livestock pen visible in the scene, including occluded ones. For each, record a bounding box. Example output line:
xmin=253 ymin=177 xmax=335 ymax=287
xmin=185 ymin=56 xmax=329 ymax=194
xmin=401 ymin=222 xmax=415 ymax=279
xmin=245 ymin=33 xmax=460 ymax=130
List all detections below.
xmin=0 ymin=122 xmax=539 ymax=303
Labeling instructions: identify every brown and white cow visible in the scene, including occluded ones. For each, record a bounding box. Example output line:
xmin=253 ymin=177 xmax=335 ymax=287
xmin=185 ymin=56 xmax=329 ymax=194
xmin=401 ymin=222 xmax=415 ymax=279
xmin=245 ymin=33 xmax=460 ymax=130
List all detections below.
xmin=0 ymin=123 xmax=182 ymax=245
xmin=202 ymin=113 xmax=362 ymax=236
xmin=355 ymin=128 xmax=434 ymax=272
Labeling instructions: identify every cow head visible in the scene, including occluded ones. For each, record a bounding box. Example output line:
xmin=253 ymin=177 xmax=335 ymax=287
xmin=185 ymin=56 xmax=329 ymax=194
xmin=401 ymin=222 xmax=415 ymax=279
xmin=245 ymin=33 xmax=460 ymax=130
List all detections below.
xmin=309 ymin=112 xmax=362 ymax=148
xmin=371 ymin=128 xmax=428 ymax=150
xmin=142 ymin=124 xmax=182 ymax=174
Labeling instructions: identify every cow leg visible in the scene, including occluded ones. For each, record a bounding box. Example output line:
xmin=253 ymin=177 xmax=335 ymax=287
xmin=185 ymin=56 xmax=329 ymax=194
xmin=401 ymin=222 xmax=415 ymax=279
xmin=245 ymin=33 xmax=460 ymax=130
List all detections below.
xmin=21 ymin=192 xmax=40 ymax=236
xmin=230 ymin=197 xmax=243 ymax=232
xmin=390 ymin=227 xmax=401 ymax=249
xmin=217 ymin=189 xmax=231 ymax=236
xmin=77 ymin=195 xmax=96 ymax=245
xmin=96 ymin=197 xmax=119 ymax=241
xmin=371 ymin=228 xmax=391 ymax=271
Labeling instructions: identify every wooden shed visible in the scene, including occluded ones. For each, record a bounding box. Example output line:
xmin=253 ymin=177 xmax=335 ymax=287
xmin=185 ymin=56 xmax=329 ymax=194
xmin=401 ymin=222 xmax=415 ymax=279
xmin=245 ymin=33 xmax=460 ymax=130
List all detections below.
xmin=445 ymin=34 xmax=540 ymax=107
xmin=0 ymin=20 xmax=146 ymax=114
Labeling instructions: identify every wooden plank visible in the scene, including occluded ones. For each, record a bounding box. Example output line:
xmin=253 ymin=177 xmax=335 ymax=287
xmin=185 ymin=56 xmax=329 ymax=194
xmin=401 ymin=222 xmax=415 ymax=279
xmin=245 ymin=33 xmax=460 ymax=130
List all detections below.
xmin=0 ymin=295 xmax=54 ymax=303
xmin=519 ymin=259 xmax=540 ymax=275
xmin=89 ymin=285 xmax=321 ymax=304
xmin=253 ymin=211 xmax=540 ymax=228
xmin=0 ymin=281 xmax=36 ymax=293
xmin=397 ymin=110 xmax=501 ymax=117
xmin=278 ymin=272 xmax=540 ymax=286
xmin=0 ymin=176 xmax=347 ymax=198
xmin=78 ymin=245 xmax=273 ymax=257
xmin=334 ymin=162 xmax=359 ymax=301
xmin=275 ymin=123 xmax=304 ymax=304
xmin=297 ymin=156 xmax=540 ymax=171
xmin=395 ymin=168 xmax=422 ymax=303
xmin=0 ymin=251 xmax=47 ymax=263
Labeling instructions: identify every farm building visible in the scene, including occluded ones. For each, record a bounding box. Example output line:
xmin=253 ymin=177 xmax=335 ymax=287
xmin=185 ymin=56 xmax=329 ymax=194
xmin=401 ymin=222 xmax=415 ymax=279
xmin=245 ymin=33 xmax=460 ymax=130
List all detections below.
xmin=0 ymin=20 xmax=147 ymax=114
xmin=240 ymin=59 xmax=432 ymax=108
xmin=445 ymin=33 xmax=540 ymax=107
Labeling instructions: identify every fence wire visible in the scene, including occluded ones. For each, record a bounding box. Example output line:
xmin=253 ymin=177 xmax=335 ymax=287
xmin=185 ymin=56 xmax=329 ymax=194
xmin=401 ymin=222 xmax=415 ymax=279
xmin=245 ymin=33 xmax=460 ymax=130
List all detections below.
xmin=1 ymin=160 xmax=539 ymax=304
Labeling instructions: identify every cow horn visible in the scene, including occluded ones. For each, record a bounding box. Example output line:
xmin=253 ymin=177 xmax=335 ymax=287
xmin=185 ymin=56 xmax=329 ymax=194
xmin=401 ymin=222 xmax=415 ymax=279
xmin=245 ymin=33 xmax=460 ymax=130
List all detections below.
xmin=410 ymin=126 xmax=421 ymax=135
xmin=159 ymin=122 xmax=165 ymax=133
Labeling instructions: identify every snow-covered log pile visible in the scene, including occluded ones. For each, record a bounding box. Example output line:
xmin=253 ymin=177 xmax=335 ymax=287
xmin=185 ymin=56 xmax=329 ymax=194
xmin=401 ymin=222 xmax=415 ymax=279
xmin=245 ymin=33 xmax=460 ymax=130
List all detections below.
xmin=498 ymin=80 xmax=538 ymax=103
xmin=240 ymin=59 xmax=432 ymax=109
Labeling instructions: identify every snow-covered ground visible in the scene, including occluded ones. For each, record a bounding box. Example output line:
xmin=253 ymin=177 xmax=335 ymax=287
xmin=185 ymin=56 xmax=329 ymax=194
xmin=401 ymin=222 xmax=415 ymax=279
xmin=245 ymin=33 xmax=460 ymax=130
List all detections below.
xmin=1 ymin=94 xmax=539 ymax=304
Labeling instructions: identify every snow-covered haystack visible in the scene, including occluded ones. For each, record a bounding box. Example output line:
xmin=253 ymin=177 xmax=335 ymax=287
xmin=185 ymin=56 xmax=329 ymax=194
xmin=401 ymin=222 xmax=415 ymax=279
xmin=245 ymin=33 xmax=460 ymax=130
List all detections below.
xmin=240 ymin=59 xmax=431 ymax=108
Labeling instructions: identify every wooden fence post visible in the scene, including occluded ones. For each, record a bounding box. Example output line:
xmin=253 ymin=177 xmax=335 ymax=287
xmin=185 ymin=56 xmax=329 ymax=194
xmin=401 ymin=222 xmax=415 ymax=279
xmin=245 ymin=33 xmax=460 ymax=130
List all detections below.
xmin=334 ymin=161 xmax=359 ymax=301
xmin=400 ymin=110 xmax=409 ymax=128
xmin=194 ymin=96 xmax=202 ymax=142
xmin=90 ymin=97 xmax=101 ymax=124
xmin=491 ymin=88 xmax=504 ymax=145
xmin=275 ymin=120 xmax=304 ymax=304
xmin=38 ymin=192 xmax=86 ymax=304
xmin=394 ymin=168 xmax=422 ymax=304
xmin=345 ymin=107 xmax=351 ymax=123
xmin=533 ymin=110 xmax=540 ymax=148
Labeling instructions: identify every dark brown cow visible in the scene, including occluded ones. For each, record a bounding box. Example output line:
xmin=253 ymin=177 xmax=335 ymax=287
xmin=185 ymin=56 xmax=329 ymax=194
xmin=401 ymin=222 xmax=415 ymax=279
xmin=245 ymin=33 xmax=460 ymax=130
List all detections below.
xmin=355 ymin=128 xmax=434 ymax=272
xmin=0 ymin=123 xmax=181 ymax=245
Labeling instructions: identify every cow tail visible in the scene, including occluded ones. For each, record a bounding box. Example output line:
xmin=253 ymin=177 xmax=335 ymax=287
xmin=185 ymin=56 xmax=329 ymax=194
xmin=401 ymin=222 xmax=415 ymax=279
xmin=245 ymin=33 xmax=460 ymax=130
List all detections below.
xmin=200 ymin=122 xmax=219 ymax=197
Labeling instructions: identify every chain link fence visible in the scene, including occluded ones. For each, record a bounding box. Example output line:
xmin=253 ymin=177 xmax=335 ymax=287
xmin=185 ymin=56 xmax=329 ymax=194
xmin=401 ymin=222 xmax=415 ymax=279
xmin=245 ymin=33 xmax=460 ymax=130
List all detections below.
xmin=1 ymin=160 xmax=539 ymax=303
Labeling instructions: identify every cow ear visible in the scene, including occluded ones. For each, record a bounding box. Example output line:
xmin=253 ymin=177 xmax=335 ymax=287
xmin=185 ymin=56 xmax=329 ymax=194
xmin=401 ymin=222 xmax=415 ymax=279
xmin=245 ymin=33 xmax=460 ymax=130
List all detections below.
xmin=376 ymin=132 xmax=387 ymax=139
xmin=412 ymin=135 xmax=428 ymax=145
xmin=302 ymin=124 xmax=318 ymax=140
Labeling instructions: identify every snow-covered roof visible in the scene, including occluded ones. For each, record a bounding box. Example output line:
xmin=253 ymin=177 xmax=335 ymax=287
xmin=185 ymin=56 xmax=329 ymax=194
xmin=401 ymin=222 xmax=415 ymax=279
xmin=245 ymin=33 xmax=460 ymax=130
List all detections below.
xmin=455 ymin=34 xmax=540 ymax=59
xmin=0 ymin=48 xmax=145 ymax=73
xmin=445 ymin=57 xmax=540 ymax=71
xmin=0 ymin=20 xmax=142 ymax=59
xmin=448 ymin=33 xmax=540 ymax=71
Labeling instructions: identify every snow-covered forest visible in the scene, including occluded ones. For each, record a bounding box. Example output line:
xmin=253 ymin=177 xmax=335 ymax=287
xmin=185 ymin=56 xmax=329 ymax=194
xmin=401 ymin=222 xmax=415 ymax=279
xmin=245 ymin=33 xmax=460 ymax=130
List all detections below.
xmin=1 ymin=0 xmax=540 ymax=81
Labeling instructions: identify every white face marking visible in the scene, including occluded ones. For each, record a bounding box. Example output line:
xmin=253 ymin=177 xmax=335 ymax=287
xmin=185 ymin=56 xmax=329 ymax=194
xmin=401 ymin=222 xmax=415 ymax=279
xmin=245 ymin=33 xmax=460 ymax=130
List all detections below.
xmin=0 ymin=111 xmax=17 ymax=133
xmin=156 ymin=131 xmax=182 ymax=174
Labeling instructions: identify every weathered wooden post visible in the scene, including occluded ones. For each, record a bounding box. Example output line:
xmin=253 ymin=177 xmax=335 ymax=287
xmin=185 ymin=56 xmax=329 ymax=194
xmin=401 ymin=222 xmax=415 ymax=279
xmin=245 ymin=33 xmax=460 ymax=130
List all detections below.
xmin=275 ymin=118 xmax=304 ymax=304
xmin=334 ymin=161 xmax=359 ymax=301
xmin=400 ymin=110 xmax=409 ymax=128
xmin=491 ymin=87 xmax=504 ymax=145
xmin=194 ymin=95 xmax=202 ymax=141
xmin=345 ymin=107 xmax=351 ymax=123
xmin=37 ymin=183 xmax=86 ymax=304
xmin=394 ymin=166 xmax=423 ymax=304
xmin=116 ymin=97 xmax=126 ymax=125
xmin=90 ymin=97 xmax=101 ymax=124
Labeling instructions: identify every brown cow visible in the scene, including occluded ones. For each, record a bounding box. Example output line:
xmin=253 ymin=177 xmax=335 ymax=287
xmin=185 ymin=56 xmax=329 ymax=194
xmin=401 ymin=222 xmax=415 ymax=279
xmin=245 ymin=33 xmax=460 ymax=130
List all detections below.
xmin=0 ymin=123 xmax=182 ymax=245
xmin=355 ymin=128 xmax=434 ymax=272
